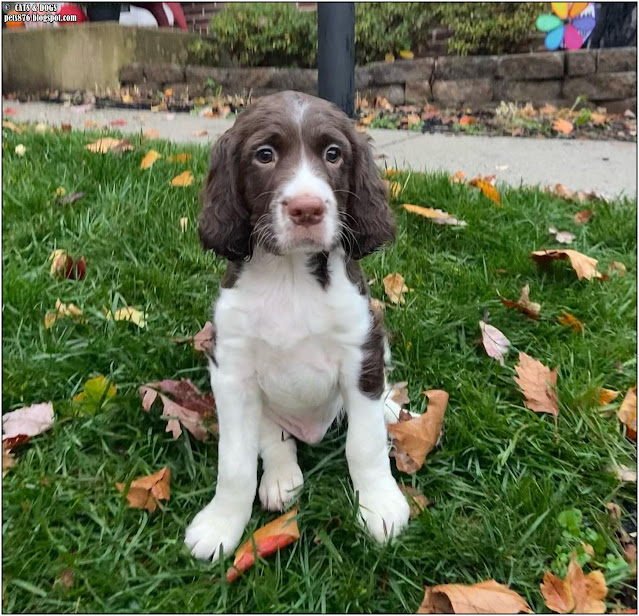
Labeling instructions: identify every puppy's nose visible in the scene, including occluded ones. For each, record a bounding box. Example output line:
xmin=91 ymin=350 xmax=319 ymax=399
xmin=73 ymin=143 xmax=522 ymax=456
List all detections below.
xmin=286 ymin=195 xmax=325 ymax=227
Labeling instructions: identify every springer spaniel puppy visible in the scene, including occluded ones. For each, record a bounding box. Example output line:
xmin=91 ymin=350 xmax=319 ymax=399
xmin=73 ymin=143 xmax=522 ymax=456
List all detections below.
xmin=185 ymin=91 xmax=410 ymax=561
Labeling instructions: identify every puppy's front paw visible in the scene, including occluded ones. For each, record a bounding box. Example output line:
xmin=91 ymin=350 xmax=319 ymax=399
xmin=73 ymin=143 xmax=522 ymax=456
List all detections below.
xmin=185 ymin=501 xmax=250 ymax=561
xmin=357 ymin=483 xmax=410 ymax=543
xmin=259 ymin=462 xmax=304 ymax=511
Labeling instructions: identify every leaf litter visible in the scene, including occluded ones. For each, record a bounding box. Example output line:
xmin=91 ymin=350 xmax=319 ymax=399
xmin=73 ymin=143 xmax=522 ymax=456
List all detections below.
xmin=116 ymin=467 xmax=170 ymax=513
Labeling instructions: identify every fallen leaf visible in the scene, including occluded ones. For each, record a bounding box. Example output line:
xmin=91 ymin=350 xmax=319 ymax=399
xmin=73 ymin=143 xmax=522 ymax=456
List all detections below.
xmin=557 ymin=311 xmax=584 ymax=333
xmin=553 ymin=118 xmax=574 ymax=134
xmin=406 ymin=113 xmax=421 ymax=126
xmin=140 ymin=149 xmax=161 ymax=170
xmin=606 ymin=502 xmax=623 ymax=519
xmin=370 ymin=297 xmax=386 ymax=317
xmin=540 ymin=557 xmax=607 ymax=614
xmin=73 ymin=375 xmax=116 ymax=414
xmin=84 ymin=120 xmax=99 ymax=128
xmin=530 ymin=249 xmax=603 ymax=281
xmin=164 ymin=88 xmax=173 ymax=97
xmin=110 ymin=119 xmax=127 ymax=127
xmin=58 ymin=568 xmax=74 ymax=589
xmin=574 ymin=209 xmax=593 ymax=224
xmin=3 ymin=442 xmax=16 ymax=476
xmin=383 ymin=272 xmax=409 ymax=304
xmin=608 ymin=261 xmax=627 ymax=277
xmin=613 ymin=464 xmax=636 ymax=482
xmin=2 ymin=120 xmax=22 ymax=133
xmin=418 ymin=579 xmax=532 ymax=614
xmin=403 ymin=204 xmax=467 ymax=226
xmin=389 ymin=381 xmax=410 ymax=406
xmin=548 ymin=227 xmax=576 ymax=245
xmin=499 ymin=284 xmax=541 ymax=320
xmin=171 ymin=171 xmax=194 ymax=187
xmin=590 ymin=112 xmax=608 ymax=126
xmin=180 ymin=217 xmax=188 ymax=232
xmin=388 ymin=390 xmax=448 ymax=473
xmin=86 ymin=138 xmax=134 ymax=153
xmin=60 ymin=123 xmax=72 ymax=132
xmin=514 ymin=352 xmax=559 ymax=426
xmin=398 ymin=484 xmax=432 ymax=518
xmin=106 ymin=306 xmax=147 ymax=328
xmin=618 ymin=386 xmax=637 ymax=441
xmin=360 ymin=113 xmax=375 ymax=126
xmin=459 ymin=115 xmax=476 ymax=126
xmin=599 ymin=388 xmax=620 ymax=405
xmin=116 ymin=467 xmax=170 ymax=513
xmin=166 ymin=153 xmax=191 ymax=163
xmin=14 ymin=144 xmax=26 ymax=157
xmin=57 ymin=192 xmax=86 ymax=205
xmin=140 ymin=378 xmax=216 ymax=441
xmin=48 ymin=249 xmax=86 ymax=281
xmin=539 ymin=103 xmax=558 ymax=115
xmin=388 ymin=181 xmax=402 ymax=199
xmin=2 ymin=402 xmax=54 ymax=450
xmin=449 ymin=170 xmax=466 ymax=184
xmin=399 ymin=50 xmax=414 ymax=60
xmin=385 ymin=53 xmax=395 ymax=63
xmin=55 ymin=187 xmax=66 ymax=198
xmin=469 ymin=179 xmax=501 ymax=205
xmin=226 ymin=509 xmax=299 ymax=583
xmin=479 ymin=322 xmax=511 ymax=366
xmin=35 ymin=122 xmax=50 ymax=133
xmin=143 ymin=128 xmax=160 ymax=139
xmin=191 ymin=129 xmax=208 ymax=137
xmin=193 ymin=321 xmax=216 ymax=354
xmin=45 ymin=299 xmax=84 ymax=329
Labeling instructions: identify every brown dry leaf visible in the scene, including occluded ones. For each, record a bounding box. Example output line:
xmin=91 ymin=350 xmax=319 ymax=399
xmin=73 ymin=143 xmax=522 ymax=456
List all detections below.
xmin=171 ymin=171 xmax=194 ymax=187
xmin=469 ymin=179 xmax=501 ymax=205
xmin=58 ymin=568 xmax=75 ymax=589
xmin=140 ymin=149 xmax=160 ymax=170
xmin=140 ymin=378 xmax=216 ymax=441
xmin=193 ymin=321 xmax=216 ymax=354
xmin=116 ymin=467 xmax=170 ymax=513
xmin=514 ymin=352 xmax=559 ymax=427
xmin=612 ymin=464 xmax=637 ymax=483
xmin=530 ymin=249 xmax=603 ymax=281
xmin=618 ymin=386 xmax=637 ymax=441
xmin=389 ymin=381 xmax=410 ymax=406
xmin=143 ymin=128 xmax=159 ymax=139
xmin=45 ymin=299 xmax=84 ymax=329
xmin=479 ymin=321 xmax=511 ymax=366
xmin=557 ymin=311 xmax=584 ymax=333
xmin=60 ymin=123 xmax=72 ymax=132
xmin=449 ymin=170 xmax=466 ymax=184
xmin=403 ymin=204 xmax=467 ymax=227
xmin=553 ymin=118 xmax=574 ymax=134
xmin=226 ymin=509 xmax=299 ymax=583
xmin=590 ymin=112 xmax=608 ymax=126
xmin=548 ymin=227 xmax=576 ymax=245
xmin=418 ymin=579 xmax=532 ymax=614
xmin=608 ymin=261 xmax=627 ymax=277
xmin=500 ymin=284 xmax=541 ymax=320
xmin=398 ymin=484 xmax=432 ymax=518
xmin=540 ymin=557 xmax=607 ymax=614
xmin=406 ymin=113 xmax=421 ymax=126
xmin=164 ymin=88 xmax=173 ymax=97
xmin=574 ymin=209 xmax=593 ymax=224
xmin=2 ymin=120 xmax=22 ymax=134
xmin=86 ymin=138 xmax=134 ymax=153
xmin=383 ymin=272 xmax=409 ymax=304
xmin=3 ymin=442 xmax=16 ymax=476
xmin=598 ymin=388 xmax=620 ymax=406
xmin=388 ymin=390 xmax=448 ymax=474
xmin=166 ymin=153 xmax=192 ymax=164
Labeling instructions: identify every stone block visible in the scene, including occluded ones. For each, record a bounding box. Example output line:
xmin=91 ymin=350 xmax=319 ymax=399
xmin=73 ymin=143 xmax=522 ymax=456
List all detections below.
xmin=144 ymin=63 xmax=185 ymax=85
xmin=597 ymin=47 xmax=637 ymax=73
xmin=405 ymin=81 xmax=431 ymax=104
xmin=355 ymin=66 xmax=374 ymax=89
xmin=434 ymin=55 xmax=498 ymax=80
xmin=119 ymin=62 xmax=144 ymax=84
xmin=494 ymin=79 xmax=563 ymax=102
xmin=432 ymin=78 xmax=493 ymax=105
xmin=594 ymin=97 xmax=636 ymax=114
xmin=563 ymin=72 xmax=636 ymax=101
xmin=366 ymin=58 xmax=435 ymax=85
xmin=357 ymin=84 xmax=405 ymax=106
xmin=497 ymin=51 xmax=564 ymax=80
xmin=265 ymin=68 xmax=317 ymax=94
xmin=566 ymin=50 xmax=596 ymax=76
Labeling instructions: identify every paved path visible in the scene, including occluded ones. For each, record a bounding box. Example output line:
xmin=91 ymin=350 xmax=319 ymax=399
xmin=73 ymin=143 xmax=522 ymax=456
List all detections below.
xmin=5 ymin=101 xmax=636 ymax=198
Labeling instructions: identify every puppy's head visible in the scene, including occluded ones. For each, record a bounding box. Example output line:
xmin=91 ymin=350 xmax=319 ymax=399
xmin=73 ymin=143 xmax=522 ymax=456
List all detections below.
xmin=199 ymin=91 xmax=395 ymax=261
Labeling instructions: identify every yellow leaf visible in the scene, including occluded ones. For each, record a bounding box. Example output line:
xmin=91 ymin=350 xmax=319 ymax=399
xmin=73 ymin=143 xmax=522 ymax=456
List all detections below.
xmin=106 ymin=307 xmax=147 ymax=328
xmin=45 ymin=299 xmax=84 ymax=329
xmin=530 ymin=249 xmax=603 ymax=281
xmin=383 ymin=272 xmax=409 ymax=304
xmin=389 ymin=181 xmax=402 ymax=199
xmin=54 ymin=187 xmax=66 ymax=198
xmin=403 ymin=203 xmax=467 ymax=227
xmin=598 ymin=388 xmax=620 ymax=406
xmin=86 ymin=138 xmax=134 ymax=154
xmin=180 ymin=217 xmax=188 ymax=232
xmin=171 ymin=171 xmax=194 ymax=187
xmin=140 ymin=149 xmax=160 ymax=170
xmin=2 ymin=121 xmax=22 ymax=134
xmin=360 ymin=113 xmax=375 ymax=126
xmin=385 ymin=53 xmax=395 ymax=63
xmin=469 ymin=179 xmax=501 ymax=205
xmin=121 ymin=93 xmax=133 ymax=104
xmin=399 ymin=50 xmax=414 ymax=60
xmin=166 ymin=153 xmax=192 ymax=164
xmin=557 ymin=311 xmax=584 ymax=333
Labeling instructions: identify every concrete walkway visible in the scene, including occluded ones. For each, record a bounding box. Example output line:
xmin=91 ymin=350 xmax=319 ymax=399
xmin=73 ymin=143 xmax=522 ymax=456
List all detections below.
xmin=5 ymin=101 xmax=637 ymax=198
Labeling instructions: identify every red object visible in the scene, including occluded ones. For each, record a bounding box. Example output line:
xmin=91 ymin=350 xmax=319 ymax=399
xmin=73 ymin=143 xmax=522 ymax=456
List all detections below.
xmin=130 ymin=2 xmax=187 ymax=30
xmin=57 ymin=4 xmax=88 ymax=23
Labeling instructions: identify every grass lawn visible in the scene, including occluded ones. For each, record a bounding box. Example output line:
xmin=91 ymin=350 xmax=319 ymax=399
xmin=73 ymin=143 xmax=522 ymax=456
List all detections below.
xmin=2 ymin=125 xmax=636 ymax=613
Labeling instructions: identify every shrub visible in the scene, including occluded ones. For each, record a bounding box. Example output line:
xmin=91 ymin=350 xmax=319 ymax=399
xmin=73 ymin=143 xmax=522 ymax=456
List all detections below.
xmin=188 ymin=2 xmax=541 ymax=68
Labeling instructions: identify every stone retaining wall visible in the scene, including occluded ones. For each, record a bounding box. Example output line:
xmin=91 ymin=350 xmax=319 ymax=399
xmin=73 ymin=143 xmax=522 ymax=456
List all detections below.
xmin=120 ymin=47 xmax=637 ymax=112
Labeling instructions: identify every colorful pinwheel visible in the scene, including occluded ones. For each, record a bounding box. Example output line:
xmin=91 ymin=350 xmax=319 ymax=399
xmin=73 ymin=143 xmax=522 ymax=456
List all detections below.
xmin=536 ymin=2 xmax=597 ymax=51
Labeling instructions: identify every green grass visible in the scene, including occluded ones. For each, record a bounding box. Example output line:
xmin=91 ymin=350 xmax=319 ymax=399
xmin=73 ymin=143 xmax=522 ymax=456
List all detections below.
xmin=2 ymin=126 xmax=636 ymax=613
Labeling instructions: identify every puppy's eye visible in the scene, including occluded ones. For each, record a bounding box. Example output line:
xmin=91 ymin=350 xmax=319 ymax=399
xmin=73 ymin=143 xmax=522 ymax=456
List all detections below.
xmin=256 ymin=146 xmax=275 ymax=164
xmin=325 ymin=146 xmax=341 ymax=164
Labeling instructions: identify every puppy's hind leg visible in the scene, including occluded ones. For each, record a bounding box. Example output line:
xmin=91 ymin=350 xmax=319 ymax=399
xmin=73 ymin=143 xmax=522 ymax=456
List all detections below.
xmin=258 ymin=412 xmax=304 ymax=511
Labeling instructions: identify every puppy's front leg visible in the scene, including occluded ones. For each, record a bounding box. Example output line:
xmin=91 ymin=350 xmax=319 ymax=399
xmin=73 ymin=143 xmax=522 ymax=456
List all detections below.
xmin=341 ymin=356 xmax=409 ymax=542
xmin=185 ymin=364 xmax=261 ymax=561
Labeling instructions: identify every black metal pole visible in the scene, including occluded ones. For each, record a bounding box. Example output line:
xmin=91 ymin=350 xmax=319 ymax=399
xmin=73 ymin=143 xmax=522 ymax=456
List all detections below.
xmin=318 ymin=2 xmax=355 ymax=118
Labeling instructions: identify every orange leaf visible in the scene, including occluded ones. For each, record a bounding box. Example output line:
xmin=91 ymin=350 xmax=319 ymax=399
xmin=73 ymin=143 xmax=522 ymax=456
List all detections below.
xmin=140 ymin=149 xmax=160 ymax=170
xmin=164 ymin=88 xmax=173 ymax=97
xmin=557 ymin=311 xmax=584 ymax=333
xmin=459 ymin=115 xmax=476 ymax=126
xmin=143 ymin=128 xmax=160 ymax=139
xmin=406 ymin=113 xmax=421 ymax=126
xmin=171 ymin=171 xmax=194 ymax=187
xmin=403 ymin=204 xmax=467 ymax=226
xmin=540 ymin=557 xmax=607 ymax=614
xmin=469 ymin=179 xmax=501 ymax=205
xmin=226 ymin=509 xmax=299 ymax=583
xmin=86 ymin=138 xmax=134 ymax=153
xmin=531 ymin=249 xmax=603 ymax=281
xmin=574 ymin=209 xmax=593 ymax=224
xmin=116 ymin=467 xmax=170 ymax=513
xmin=166 ymin=153 xmax=191 ymax=164
xmin=360 ymin=113 xmax=375 ymax=126
xmin=193 ymin=321 xmax=216 ymax=354
xmin=418 ymin=579 xmax=532 ymax=613
xmin=388 ymin=390 xmax=448 ymax=474
xmin=553 ymin=118 xmax=574 ymax=134
xmin=499 ymin=284 xmax=541 ymax=320
xmin=449 ymin=170 xmax=466 ymax=184
xmin=598 ymin=388 xmax=620 ymax=406
xmin=383 ymin=272 xmax=409 ymax=304
xmin=618 ymin=386 xmax=637 ymax=441
xmin=514 ymin=352 xmax=559 ymax=427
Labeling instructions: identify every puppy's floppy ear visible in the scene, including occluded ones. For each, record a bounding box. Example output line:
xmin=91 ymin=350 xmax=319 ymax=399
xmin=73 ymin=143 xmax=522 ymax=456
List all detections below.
xmin=199 ymin=130 xmax=252 ymax=261
xmin=344 ymin=132 xmax=396 ymax=260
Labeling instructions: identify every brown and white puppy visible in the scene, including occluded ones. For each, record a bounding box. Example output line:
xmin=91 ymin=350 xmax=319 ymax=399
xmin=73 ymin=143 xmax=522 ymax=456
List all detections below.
xmin=185 ymin=91 xmax=409 ymax=561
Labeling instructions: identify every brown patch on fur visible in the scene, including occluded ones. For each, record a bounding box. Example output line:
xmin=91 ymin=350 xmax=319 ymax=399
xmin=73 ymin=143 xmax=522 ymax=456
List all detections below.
xmin=358 ymin=308 xmax=386 ymax=399
xmin=345 ymin=258 xmax=369 ymax=295
xmin=221 ymin=262 xmax=243 ymax=289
